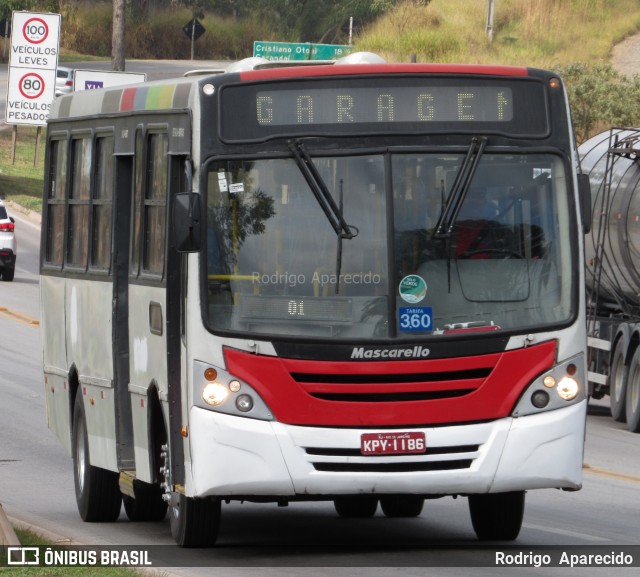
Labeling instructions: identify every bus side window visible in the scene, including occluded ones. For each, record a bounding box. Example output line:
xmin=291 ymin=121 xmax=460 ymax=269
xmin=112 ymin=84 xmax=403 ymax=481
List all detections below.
xmin=131 ymin=131 xmax=169 ymax=278
xmin=90 ymin=136 xmax=114 ymax=271
xmin=67 ymin=136 xmax=92 ymax=268
xmin=45 ymin=138 xmax=68 ymax=266
xmin=143 ymin=134 xmax=168 ymax=276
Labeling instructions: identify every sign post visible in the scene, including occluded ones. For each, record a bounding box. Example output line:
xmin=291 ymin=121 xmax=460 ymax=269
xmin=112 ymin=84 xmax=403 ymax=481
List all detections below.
xmin=182 ymin=18 xmax=205 ymax=61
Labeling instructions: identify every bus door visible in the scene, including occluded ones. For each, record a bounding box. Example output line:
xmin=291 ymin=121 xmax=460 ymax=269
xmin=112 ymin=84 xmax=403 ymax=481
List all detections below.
xmin=111 ymin=148 xmax=134 ymax=473
xmin=126 ymin=125 xmax=188 ymax=490
xmin=126 ymin=128 xmax=171 ymax=485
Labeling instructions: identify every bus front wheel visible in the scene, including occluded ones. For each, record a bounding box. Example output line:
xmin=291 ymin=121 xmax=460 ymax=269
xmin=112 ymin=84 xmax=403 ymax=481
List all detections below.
xmin=72 ymin=390 xmax=122 ymax=522
xmin=169 ymin=493 xmax=221 ymax=547
xmin=468 ymin=491 xmax=525 ymax=541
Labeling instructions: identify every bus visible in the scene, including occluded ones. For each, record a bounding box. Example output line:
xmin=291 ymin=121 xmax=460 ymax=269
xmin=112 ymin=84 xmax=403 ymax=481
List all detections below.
xmin=41 ymin=53 xmax=590 ymax=547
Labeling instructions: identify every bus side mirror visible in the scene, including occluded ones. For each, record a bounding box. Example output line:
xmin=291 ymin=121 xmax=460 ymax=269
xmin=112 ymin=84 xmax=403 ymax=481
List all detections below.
xmin=173 ymin=192 xmax=202 ymax=252
xmin=578 ymin=173 xmax=591 ymax=234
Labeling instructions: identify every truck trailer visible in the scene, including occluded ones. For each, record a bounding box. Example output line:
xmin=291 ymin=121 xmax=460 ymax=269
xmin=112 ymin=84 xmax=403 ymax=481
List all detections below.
xmin=582 ymin=127 xmax=640 ymax=432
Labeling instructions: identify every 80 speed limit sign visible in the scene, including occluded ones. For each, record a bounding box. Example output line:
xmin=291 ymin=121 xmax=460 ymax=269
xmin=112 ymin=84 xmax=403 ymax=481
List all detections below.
xmin=18 ymin=72 xmax=46 ymax=99
xmin=6 ymin=68 xmax=56 ymax=124
xmin=6 ymin=11 xmax=61 ymax=126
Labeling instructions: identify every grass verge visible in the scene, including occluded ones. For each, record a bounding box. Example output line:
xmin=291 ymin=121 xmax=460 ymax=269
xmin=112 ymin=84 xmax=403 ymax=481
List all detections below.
xmin=0 ymin=126 xmax=44 ymax=213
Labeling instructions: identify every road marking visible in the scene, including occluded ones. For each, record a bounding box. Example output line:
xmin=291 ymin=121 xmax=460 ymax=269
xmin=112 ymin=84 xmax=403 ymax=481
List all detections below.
xmin=584 ymin=463 xmax=640 ymax=484
xmin=0 ymin=307 xmax=39 ymax=327
xmin=523 ymin=522 xmax=610 ymax=542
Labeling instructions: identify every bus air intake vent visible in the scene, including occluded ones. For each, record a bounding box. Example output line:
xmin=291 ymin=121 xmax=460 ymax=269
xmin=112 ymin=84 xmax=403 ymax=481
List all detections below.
xmin=309 ymin=390 xmax=474 ymax=402
xmin=290 ymin=367 xmax=491 ymax=403
xmin=312 ymin=460 xmax=473 ymax=473
xmin=306 ymin=444 xmax=479 ymax=473
xmin=290 ymin=368 xmax=491 ymax=384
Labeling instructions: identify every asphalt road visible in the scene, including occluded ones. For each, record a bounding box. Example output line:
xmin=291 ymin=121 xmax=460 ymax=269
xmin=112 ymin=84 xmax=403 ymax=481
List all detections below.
xmin=1 ymin=210 xmax=640 ymax=577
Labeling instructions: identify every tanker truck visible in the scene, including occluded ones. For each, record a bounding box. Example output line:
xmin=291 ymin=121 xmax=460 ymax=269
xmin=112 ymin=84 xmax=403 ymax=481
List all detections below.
xmin=581 ymin=127 xmax=640 ymax=432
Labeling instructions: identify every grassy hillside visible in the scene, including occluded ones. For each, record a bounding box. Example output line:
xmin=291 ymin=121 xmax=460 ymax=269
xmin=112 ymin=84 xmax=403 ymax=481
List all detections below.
xmin=3 ymin=0 xmax=640 ymax=212
xmin=357 ymin=0 xmax=640 ymax=68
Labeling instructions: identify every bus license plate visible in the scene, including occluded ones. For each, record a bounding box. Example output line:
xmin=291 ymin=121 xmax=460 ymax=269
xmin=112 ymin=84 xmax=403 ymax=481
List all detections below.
xmin=361 ymin=432 xmax=426 ymax=455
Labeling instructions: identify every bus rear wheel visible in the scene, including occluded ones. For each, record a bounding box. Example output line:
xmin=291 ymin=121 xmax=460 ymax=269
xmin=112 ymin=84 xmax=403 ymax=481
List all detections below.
xmin=72 ymin=390 xmax=122 ymax=522
xmin=333 ymin=496 xmax=378 ymax=518
xmin=123 ymin=482 xmax=167 ymax=522
xmin=468 ymin=491 xmax=525 ymax=541
xmin=169 ymin=493 xmax=221 ymax=548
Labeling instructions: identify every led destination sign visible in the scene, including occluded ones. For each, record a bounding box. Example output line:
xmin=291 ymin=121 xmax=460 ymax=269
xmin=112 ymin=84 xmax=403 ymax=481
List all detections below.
xmin=219 ymin=77 xmax=549 ymax=141
xmin=255 ymin=86 xmax=513 ymax=126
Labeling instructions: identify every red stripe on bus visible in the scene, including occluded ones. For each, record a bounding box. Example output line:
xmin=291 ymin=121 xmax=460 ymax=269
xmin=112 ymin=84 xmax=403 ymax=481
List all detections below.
xmin=224 ymin=340 xmax=556 ymax=427
xmin=239 ymin=63 xmax=530 ymax=82
xmin=120 ymin=87 xmax=137 ymax=111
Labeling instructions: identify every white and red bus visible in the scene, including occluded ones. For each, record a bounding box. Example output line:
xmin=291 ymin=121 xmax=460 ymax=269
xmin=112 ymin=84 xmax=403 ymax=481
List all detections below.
xmin=41 ymin=53 xmax=590 ymax=547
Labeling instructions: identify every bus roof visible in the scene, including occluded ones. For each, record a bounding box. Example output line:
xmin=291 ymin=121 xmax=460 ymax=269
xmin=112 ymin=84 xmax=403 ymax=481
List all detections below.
xmin=49 ymin=75 xmax=197 ymax=121
xmin=48 ymin=61 xmax=533 ymax=122
xmin=237 ymin=63 xmax=531 ymax=82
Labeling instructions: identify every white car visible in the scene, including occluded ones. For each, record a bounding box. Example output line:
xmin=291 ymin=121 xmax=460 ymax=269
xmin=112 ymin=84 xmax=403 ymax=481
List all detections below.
xmin=55 ymin=66 xmax=74 ymax=96
xmin=0 ymin=199 xmax=17 ymax=281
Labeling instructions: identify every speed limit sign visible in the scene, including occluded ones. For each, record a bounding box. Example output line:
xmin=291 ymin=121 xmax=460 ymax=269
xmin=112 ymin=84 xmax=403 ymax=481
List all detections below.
xmin=6 ymin=11 xmax=61 ymax=125
xmin=18 ymin=72 xmax=46 ymax=99
xmin=22 ymin=16 xmax=49 ymax=44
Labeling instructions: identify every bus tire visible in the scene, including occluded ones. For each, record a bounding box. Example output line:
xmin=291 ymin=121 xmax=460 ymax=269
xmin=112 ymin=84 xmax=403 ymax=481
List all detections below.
xmin=333 ymin=496 xmax=378 ymax=518
xmin=380 ymin=495 xmax=424 ymax=517
xmin=625 ymin=347 xmax=640 ymax=432
xmin=170 ymin=494 xmax=221 ymax=548
xmin=123 ymin=482 xmax=168 ymax=522
xmin=468 ymin=491 xmax=525 ymax=541
xmin=609 ymin=339 xmax=627 ymax=422
xmin=72 ymin=390 xmax=122 ymax=522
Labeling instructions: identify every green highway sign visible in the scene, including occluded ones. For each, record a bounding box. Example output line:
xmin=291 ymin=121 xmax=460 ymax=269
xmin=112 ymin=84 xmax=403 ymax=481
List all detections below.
xmin=253 ymin=41 xmax=351 ymax=62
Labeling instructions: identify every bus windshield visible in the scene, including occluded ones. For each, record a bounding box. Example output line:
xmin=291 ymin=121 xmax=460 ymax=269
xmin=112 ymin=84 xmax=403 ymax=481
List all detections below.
xmin=205 ymin=151 xmax=573 ymax=339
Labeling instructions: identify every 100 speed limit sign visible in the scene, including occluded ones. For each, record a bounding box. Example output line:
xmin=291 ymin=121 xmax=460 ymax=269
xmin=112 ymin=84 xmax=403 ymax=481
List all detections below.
xmin=22 ymin=16 xmax=50 ymax=43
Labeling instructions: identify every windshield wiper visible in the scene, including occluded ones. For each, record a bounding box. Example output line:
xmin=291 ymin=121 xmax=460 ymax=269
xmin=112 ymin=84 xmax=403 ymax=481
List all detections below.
xmin=288 ymin=140 xmax=358 ymax=240
xmin=432 ymin=136 xmax=487 ymax=239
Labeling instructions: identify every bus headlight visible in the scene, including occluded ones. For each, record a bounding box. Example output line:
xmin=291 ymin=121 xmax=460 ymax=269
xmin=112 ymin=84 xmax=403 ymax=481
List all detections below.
xmin=193 ymin=360 xmax=274 ymax=420
xmin=557 ymin=377 xmax=579 ymax=401
xmin=236 ymin=394 xmax=254 ymax=412
xmin=512 ymin=353 xmax=586 ymax=417
xmin=202 ymin=382 xmax=229 ymax=406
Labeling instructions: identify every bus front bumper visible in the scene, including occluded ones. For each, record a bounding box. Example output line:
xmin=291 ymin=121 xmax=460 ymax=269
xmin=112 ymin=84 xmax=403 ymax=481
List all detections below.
xmin=188 ymin=400 xmax=586 ymax=498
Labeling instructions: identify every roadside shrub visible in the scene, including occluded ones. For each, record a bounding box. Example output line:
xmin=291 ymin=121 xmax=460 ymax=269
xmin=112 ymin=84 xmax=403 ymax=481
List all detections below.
xmin=58 ymin=2 xmax=270 ymax=61
xmin=555 ymin=63 xmax=640 ymax=143
xmin=61 ymin=2 xmax=113 ymax=57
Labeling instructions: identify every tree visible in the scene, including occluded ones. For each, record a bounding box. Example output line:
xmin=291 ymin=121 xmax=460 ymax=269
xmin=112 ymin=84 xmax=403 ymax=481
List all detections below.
xmin=112 ymin=0 xmax=125 ymax=71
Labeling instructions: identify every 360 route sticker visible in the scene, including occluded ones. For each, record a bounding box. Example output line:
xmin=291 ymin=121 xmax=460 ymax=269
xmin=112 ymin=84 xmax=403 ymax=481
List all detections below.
xmin=22 ymin=17 xmax=49 ymax=44
xmin=18 ymin=72 xmax=45 ymax=99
